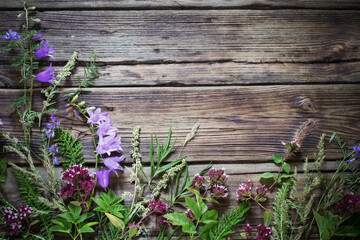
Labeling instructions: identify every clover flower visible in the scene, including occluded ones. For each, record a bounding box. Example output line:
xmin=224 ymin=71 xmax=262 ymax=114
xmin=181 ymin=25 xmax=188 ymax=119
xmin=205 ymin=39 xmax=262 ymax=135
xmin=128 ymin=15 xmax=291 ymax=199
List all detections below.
xmin=192 ymin=173 xmax=206 ymax=190
xmin=32 ymin=33 xmax=43 ymax=41
xmin=185 ymin=209 xmax=196 ymax=221
xmin=2 ymin=30 xmax=21 ymax=40
xmin=336 ymin=192 xmax=360 ymax=215
xmin=236 ymin=180 xmax=253 ymax=202
xmin=211 ymin=184 xmax=229 ymax=199
xmin=35 ymin=39 xmax=55 ymax=60
xmin=208 ymin=168 xmax=228 ymax=185
xmin=87 ymin=108 xmax=108 ymax=125
xmin=44 ymin=114 xmax=60 ymax=138
xmin=256 ymin=224 xmax=272 ymax=240
xmin=36 ymin=63 xmax=56 ymax=86
xmin=150 ymin=200 xmax=168 ymax=215
xmin=94 ymin=169 xmax=118 ymax=189
xmin=96 ymin=134 xmax=122 ymax=156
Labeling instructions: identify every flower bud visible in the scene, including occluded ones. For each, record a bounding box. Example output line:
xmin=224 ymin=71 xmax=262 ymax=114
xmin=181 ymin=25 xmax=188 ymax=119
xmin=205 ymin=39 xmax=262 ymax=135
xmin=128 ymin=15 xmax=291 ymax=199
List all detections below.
xmin=71 ymin=94 xmax=79 ymax=103
xmin=78 ymin=101 xmax=85 ymax=107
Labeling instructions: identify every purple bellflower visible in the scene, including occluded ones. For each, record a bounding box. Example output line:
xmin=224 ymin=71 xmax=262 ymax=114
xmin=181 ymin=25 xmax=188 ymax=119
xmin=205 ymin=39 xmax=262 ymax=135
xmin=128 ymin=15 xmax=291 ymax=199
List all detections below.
xmin=104 ymin=156 xmax=125 ymax=171
xmin=94 ymin=169 xmax=118 ymax=188
xmin=96 ymin=134 xmax=122 ymax=156
xmin=32 ymin=33 xmax=43 ymax=41
xmin=97 ymin=117 xmax=118 ymax=137
xmin=36 ymin=63 xmax=56 ymax=87
xmin=35 ymin=39 xmax=55 ymax=60
xmin=45 ymin=114 xmax=60 ymax=138
xmin=2 ymin=30 xmax=21 ymax=40
xmin=346 ymin=144 xmax=360 ymax=163
xmin=87 ymin=108 xmax=108 ymax=125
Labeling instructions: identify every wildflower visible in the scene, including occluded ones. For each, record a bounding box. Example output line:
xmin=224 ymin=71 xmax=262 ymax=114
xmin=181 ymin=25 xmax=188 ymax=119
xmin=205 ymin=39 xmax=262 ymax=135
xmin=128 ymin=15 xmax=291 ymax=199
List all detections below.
xmin=35 ymin=39 xmax=55 ymax=60
xmin=87 ymin=108 xmax=108 ymax=125
xmin=255 ymin=185 xmax=268 ymax=202
xmin=185 ymin=209 xmax=195 ymax=221
xmin=336 ymin=192 xmax=360 ymax=215
xmin=94 ymin=169 xmax=118 ymax=189
xmin=256 ymin=224 xmax=272 ymax=240
xmin=0 ymin=118 xmax=3 ymax=125
xmin=47 ymin=143 xmax=60 ymax=165
xmin=18 ymin=204 xmax=32 ymax=220
xmin=211 ymin=184 xmax=229 ymax=199
xmin=103 ymin=156 xmax=125 ymax=171
xmin=150 ymin=200 xmax=168 ymax=215
xmin=44 ymin=114 xmax=60 ymax=138
xmin=2 ymin=204 xmax=32 ymax=235
xmin=208 ymin=168 xmax=228 ymax=185
xmin=96 ymin=134 xmax=122 ymax=156
xmin=2 ymin=30 xmax=21 ymax=40
xmin=59 ymin=183 xmax=75 ymax=198
xmin=236 ymin=180 xmax=253 ymax=202
xmin=36 ymin=63 xmax=56 ymax=86
xmin=192 ymin=173 xmax=206 ymax=190
xmin=32 ymin=33 xmax=43 ymax=40
xmin=245 ymin=224 xmax=253 ymax=237
xmin=97 ymin=116 xmax=118 ymax=137
xmin=346 ymin=145 xmax=360 ymax=163
xmin=156 ymin=216 xmax=169 ymax=225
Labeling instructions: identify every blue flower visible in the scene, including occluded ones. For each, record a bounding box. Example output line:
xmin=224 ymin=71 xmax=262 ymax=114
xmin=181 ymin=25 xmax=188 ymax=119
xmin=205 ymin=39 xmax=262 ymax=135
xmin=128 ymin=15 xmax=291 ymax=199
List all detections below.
xmin=35 ymin=39 xmax=55 ymax=60
xmin=44 ymin=114 xmax=60 ymax=139
xmin=36 ymin=63 xmax=56 ymax=86
xmin=2 ymin=30 xmax=21 ymax=40
xmin=32 ymin=33 xmax=43 ymax=41
xmin=346 ymin=144 xmax=360 ymax=163
xmin=47 ymin=143 xmax=60 ymax=165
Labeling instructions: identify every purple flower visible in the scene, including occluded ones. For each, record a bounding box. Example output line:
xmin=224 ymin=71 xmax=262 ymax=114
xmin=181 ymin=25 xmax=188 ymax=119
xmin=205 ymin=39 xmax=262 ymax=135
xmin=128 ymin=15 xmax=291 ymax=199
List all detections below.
xmin=32 ymin=33 xmax=43 ymax=41
xmin=346 ymin=145 xmax=360 ymax=162
xmin=36 ymin=63 xmax=56 ymax=87
xmin=192 ymin=173 xmax=206 ymax=190
xmin=87 ymin=108 xmax=108 ymax=125
xmin=103 ymin=156 xmax=125 ymax=171
xmin=236 ymin=180 xmax=253 ymax=202
xmin=35 ymin=39 xmax=55 ymax=60
xmin=96 ymin=134 xmax=122 ymax=156
xmin=150 ymin=200 xmax=168 ymax=215
xmin=256 ymin=224 xmax=272 ymax=240
xmin=185 ymin=209 xmax=195 ymax=221
xmin=336 ymin=192 xmax=360 ymax=215
xmin=97 ymin=117 xmax=118 ymax=137
xmin=255 ymin=185 xmax=268 ymax=202
xmin=156 ymin=216 xmax=169 ymax=225
xmin=94 ymin=169 xmax=118 ymax=188
xmin=44 ymin=114 xmax=60 ymax=138
xmin=245 ymin=224 xmax=253 ymax=237
xmin=18 ymin=204 xmax=32 ymax=220
xmin=47 ymin=143 xmax=60 ymax=165
xmin=211 ymin=184 xmax=229 ymax=199
xmin=2 ymin=30 xmax=21 ymax=40
xmin=208 ymin=168 xmax=228 ymax=185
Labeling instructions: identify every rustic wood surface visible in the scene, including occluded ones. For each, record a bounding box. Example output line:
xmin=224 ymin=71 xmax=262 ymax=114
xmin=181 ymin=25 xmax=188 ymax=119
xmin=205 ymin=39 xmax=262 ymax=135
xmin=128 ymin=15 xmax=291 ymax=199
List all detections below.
xmin=0 ymin=1 xmax=359 ymax=239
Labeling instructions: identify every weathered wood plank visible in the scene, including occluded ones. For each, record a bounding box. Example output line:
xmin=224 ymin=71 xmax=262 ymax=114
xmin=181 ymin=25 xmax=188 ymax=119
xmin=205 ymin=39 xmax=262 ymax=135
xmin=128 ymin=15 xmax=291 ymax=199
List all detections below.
xmin=1 ymin=10 xmax=359 ymax=63
xmin=2 ymin=62 xmax=360 ymax=88
xmin=1 ymin=0 xmax=359 ymax=9
xmin=1 ymin=85 xmax=359 ymax=164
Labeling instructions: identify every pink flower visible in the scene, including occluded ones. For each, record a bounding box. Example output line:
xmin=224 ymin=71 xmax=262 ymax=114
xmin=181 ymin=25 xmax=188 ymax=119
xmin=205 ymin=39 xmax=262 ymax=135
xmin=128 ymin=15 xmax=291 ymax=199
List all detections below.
xmin=150 ymin=200 xmax=168 ymax=215
xmin=156 ymin=216 xmax=169 ymax=225
xmin=185 ymin=209 xmax=195 ymax=221
xmin=208 ymin=168 xmax=228 ymax=185
xmin=192 ymin=173 xmax=206 ymax=190
xmin=256 ymin=224 xmax=272 ymax=240
xmin=211 ymin=184 xmax=228 ymax=199
xmin=236 ymin=180 xmax=253 ymax=202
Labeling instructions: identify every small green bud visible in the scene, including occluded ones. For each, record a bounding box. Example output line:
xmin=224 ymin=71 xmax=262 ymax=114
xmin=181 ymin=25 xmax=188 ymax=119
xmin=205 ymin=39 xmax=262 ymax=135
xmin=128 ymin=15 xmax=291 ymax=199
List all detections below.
xmin=86 ymin=106 xmax=96 ymax=111
xmin=29 ymin=18 xmax=41 ymax=22
xmin=71 ymin=95 xmax=78 ymax=103
xmin=78 ymin=101 xmax=86 ymax=107
xmin=27 ymin=6 xmax=36 ymax=10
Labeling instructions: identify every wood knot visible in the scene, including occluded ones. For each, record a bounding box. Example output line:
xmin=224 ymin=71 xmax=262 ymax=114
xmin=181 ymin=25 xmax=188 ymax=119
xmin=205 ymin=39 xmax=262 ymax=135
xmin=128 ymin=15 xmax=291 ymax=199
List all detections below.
xmin=298 ymin=97 xmax=316 ymax=112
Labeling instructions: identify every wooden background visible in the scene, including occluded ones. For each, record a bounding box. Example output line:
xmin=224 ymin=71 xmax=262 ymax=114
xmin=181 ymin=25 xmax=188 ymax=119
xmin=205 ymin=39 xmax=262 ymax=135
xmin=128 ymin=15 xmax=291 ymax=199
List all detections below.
xmin=1 ymin=0 xmax=360 ymax=239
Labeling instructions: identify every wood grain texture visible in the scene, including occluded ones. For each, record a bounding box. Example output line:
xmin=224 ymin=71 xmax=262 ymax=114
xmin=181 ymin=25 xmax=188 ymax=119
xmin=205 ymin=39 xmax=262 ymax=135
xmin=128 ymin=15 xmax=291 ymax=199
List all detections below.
xmin=1 ymin=85 xmax=359 ymax=164
xmin=1 ymin=10 xmax=359 ymax=63
xmin=1 ymin=0 xmax=359 ymax=9
xmin=1 ymin=62 xmax=360 ymax=88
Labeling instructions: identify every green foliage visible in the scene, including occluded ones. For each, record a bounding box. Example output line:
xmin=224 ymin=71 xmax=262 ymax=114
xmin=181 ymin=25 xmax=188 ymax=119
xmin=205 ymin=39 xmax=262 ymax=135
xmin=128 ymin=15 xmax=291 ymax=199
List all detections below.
xmin=0 ymin=158 xmax=7 ymax=182
xmin=54 ymin=127 xmax=85 ymax=168
xmin=50 ymin=204 xmax=98 ymax=240
xmin=209 ymin=201 xmax=251 ymax=240
xmin=261 ymin=153 xmax=293 ymax=183
xmin=157 ymin=226 xmax=181 ymax=240
xmin=97 ymin=223 xmax=123 ymax=240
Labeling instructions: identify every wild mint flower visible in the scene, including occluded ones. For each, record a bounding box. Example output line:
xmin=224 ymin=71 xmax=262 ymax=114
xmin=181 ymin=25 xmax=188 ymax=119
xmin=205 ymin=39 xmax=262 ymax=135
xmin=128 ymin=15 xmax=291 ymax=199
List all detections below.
xmin=256 ymin=224 xmax=272 ymax=240
xmin=208 ymin=168 xmax=228 ymax=185
xmin=104 ymin=156 xmax=125 ymax=171
xmin=94 ymin=169 xmax=118 ymax=189
xmin=185 ymin=209 xmax=195 ymax=221
xmin=96 ymin=134 xmax=122 ymax=156
xmin=97 ymin=116 xmax=118 ymax=137
xmin=32 ymin=33 xmax=43 ymax=40
xmin=35 ymin=39 xmax=55 ymax=60
xmin=150 ymin=200 xmax=168 ymax=215
xmin=47 ymin=143 xmax=59 ymax=165
xmin=192 ymin=173 xmax=206 ymax=190
xmin=2 ymin=30 xmax=21 ymax=40
xmin=156 ymin=216 xmax=169 ymax=225
xmin=245 ymin=224 xmax=253 ymax=237
xmin=44 ymin=114 xmax=60 ymax=138
xmin=236 ymin=180 xmax=253 ymax=202
xmin=87 ymin=108 xmax=108 ymax=125
xmin=346 ymin=145 xmax=360 ymax=163
xmin=255 ymin=185 xmax=268 ymax=202
xmin=36 ymin=63 xmax=56 ymax=86
xmin=211 ymin=184 xmax=228 ymax=199
xmin=2 ymin=204 xmax=32 ymax=235
xmin=336 ymin=192 xmax=360 ymax=215
xmin=17 ymin=204 xmax=32 ymax=220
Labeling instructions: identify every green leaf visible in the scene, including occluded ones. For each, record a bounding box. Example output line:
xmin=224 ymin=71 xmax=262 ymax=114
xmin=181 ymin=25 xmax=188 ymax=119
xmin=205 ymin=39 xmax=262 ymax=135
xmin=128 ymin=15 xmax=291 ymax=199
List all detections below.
xmin=187 ymin=187 xmax=200 ymax=196
xmin=205 ymin=197 xmax=220 ymax=204
xmin=313 ymin=210 xmax=330 ymax=240
xmin=263 ymin=210 xmax=272 ymax=227
xmin=49 ymin=225 xmax=71 ymax=234
xmin=279 ymin=173 xmax=293 ymax=179
xmin=129 ymin=226 xmax=138 ymax=238
xmin=261 ymin=172 xmax=274 ymax=179
xmin=329 ymin=132 xmax=336 ymax=143
xmin=334 ymin=225 xmax=360 ymax=237
xmin=201 ymin=210 xmax=218 ymax=224
xmin=105 ymin=212 xmax=125 ymax=230
xmin=273 ymin=154 xmax=282 ymax=163
xmin=185 ymin=197 xmax=201 ymax=221
xmin=163 ymin=213 xmax=196 ymax=234
xmin=199 ymin=221 xmax=218 ymax=239
xmin=282 ymin=162 xmax=291 ymax=173
xmin=0 ymin=158 xmax=7 ymax=175
xmin=68 ymin=203 xmax=82 ymax=219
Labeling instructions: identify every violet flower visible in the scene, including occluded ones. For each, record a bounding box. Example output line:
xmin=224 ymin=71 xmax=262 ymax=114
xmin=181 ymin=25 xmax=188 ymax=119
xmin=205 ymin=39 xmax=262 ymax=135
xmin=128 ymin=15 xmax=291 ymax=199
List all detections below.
xmin=87 ymin=108 xmax=108 ymax=125
xmin=2 ymin=30 xmax=21 ymax=40
xmin=192 ymin=173 xmax=206 ymax=190
xmin=36 ymin=63 xmax=56 ymax=87
xmin=96 ymin=134 xmax=122 ymax=156
xmin=35 ymin=39 xmax=55 ymax=60
xmin=103 ymin=156 xmax=125 ymax=171
xmin=47 ymin=143 xmax=60 ymax=165
xmin=97 ymin=116 xmax=118 ymax=137
xmin=32 ymin=33 xmax=43 ymax=41
xmin=44 ymin=114 xmax=60 ymax=138
xmin=346 ymin=145 xmax=360 ymax=163
xmin=94 ymin=169 xmax=118 ymax=188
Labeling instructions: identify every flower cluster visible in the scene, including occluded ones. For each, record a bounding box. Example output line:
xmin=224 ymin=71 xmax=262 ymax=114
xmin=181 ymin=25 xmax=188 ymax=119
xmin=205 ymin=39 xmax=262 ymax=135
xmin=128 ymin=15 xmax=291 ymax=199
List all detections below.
xmin=2 ymin=30 xmax=21 ymax=40
xmin=242 ymin=224 xmax=272 ymax=240
xmin=150 ymin=200 xmax=169 ymax=225
xmin=236 ymin=180 xmax=268 ymax=203
xmin=59 ymin=164 xmax=96 ymax=201
xmin=192 ymin=168 xmax=229 ymax=199
xmin=34 ymin=36 xmax=57 ymax=86
xmin=87 ymin=108 xmax=125 ymax=188
xmin=2 ymin=204 xmax=32 ymax=235
xmin=47 ymin=143 xmax=59 ymax=165
xmin=185 ymin=209 xmax=195 ymax=221
xmin=336 ymin=192 xmax=360 ymax=215
xmin=44 ymin=114 xmax=60 ymax=139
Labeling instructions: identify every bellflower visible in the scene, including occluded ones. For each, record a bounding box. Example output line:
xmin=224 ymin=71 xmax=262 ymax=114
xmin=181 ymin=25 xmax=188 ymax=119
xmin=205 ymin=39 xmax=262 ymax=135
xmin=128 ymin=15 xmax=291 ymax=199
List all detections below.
xmin=44 ymin=114 xmax=60 ymax=138
xmin=96 ymin=134 xmax=122 ymax=156
xmin=32 ymin=33 xmax=43 ymax=40
xmin=97 ymin=117 xmax=118 ymax=137
xmin=94 ymin=169 xmax=118 ymax=188
xmin=87 ymin=108 xmax=108 ymax=125
xmin=36 ymin=63 xmax=56 ymax=87
xmin=104 ymin=156 xmax=125 ymax=171
xmin=2 ymin=30 xmax=21 ymax=40
xmin=35 ymin=39 xmax=55 ymax=60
